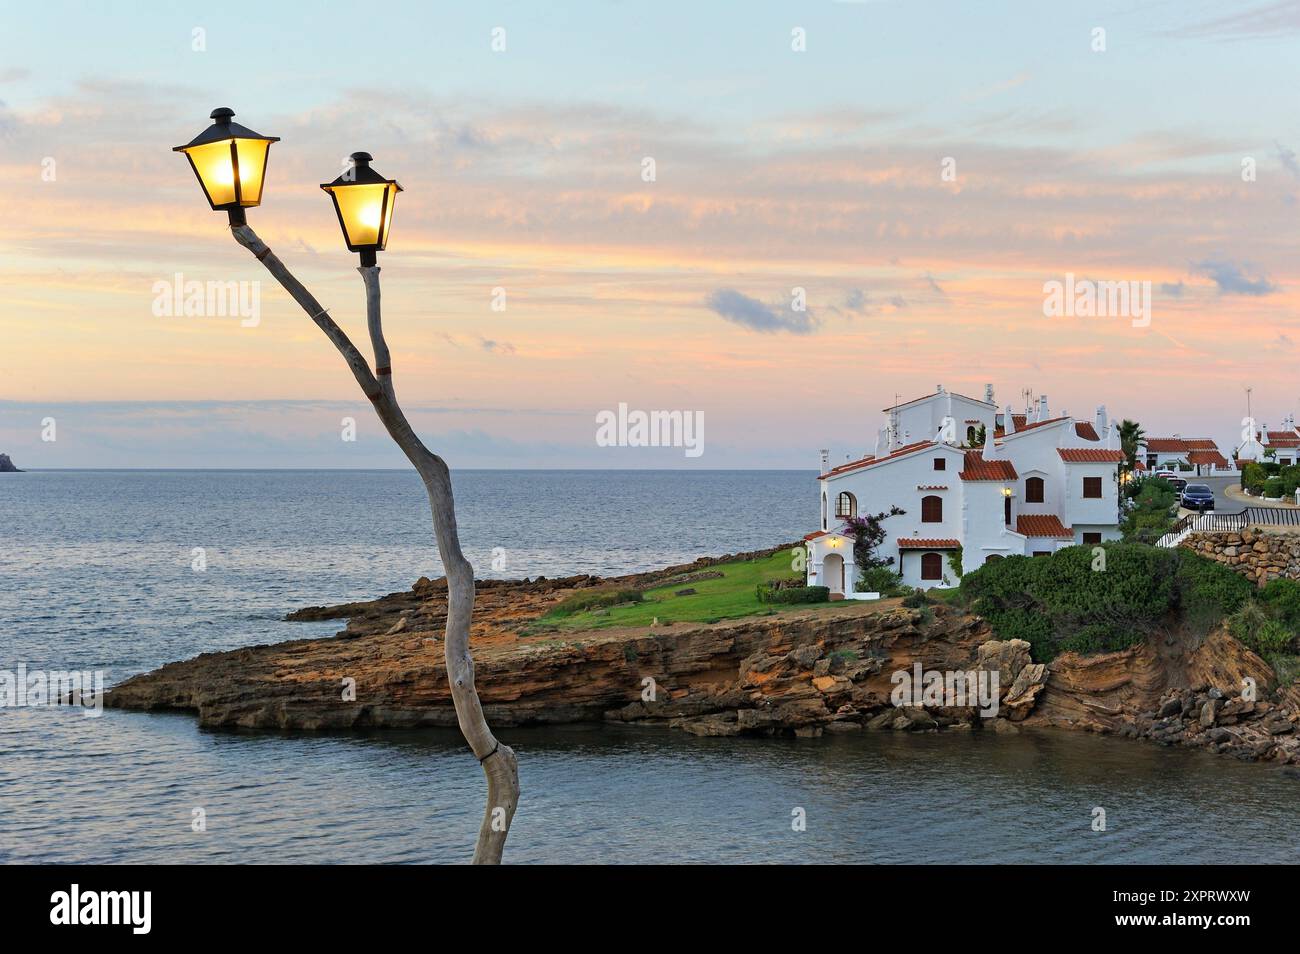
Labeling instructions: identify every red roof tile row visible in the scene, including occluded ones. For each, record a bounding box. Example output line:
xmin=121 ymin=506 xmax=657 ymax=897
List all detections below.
xmin=1016 ymin=514 xmax=1074 ymax=539
xmin=1058 ymin=448 xmax=1125 ymax=463
xmin=897 ymin=538 xmax=961 ymax=549
xmin=959 ymin=450 xmax=1018 ymax=481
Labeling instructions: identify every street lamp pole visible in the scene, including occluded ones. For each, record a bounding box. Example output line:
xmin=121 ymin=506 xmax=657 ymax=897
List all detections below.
xmin=176 ymin=109 xmax=518 ymax=864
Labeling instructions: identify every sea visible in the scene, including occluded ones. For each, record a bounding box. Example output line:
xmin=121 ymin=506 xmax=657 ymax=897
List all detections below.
xmin=2 ymin=469 xmax=1297 ymax=864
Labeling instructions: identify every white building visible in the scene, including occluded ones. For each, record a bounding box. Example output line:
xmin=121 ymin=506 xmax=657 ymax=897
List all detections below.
xmin=1141 ymin=436 xmax=1230 ymax=475
xmin=1235 ymin=416 xmax=1300 ymax=467
xmin=805 ymin=386 xmax=1124 ymax=595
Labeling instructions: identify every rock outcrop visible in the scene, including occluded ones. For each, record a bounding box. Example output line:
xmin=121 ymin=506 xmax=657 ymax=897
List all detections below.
xmin=105 ymin=557 xmax=1300 ymax=765
xmin=0 ymin=453 xmax=21 ymax=472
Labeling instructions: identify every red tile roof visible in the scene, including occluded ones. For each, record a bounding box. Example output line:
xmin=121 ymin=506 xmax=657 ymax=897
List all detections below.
xmin=1265 ymin=431 xmax=1300 ymax=448
xmin=1187 ymin=449 xmax=1229 ymax=468
xmin=803 ymin=530 xmax=830 ymax=540
xmin=818 ymin=440 xmax=935 ymax=479
xmin=1074 ymin=422 xmax=1100 ymax=441
xmin=1057 ymin=448 xmax=1125 ymax=463
xmin=1146 ymin=437 xmax=1222 ymax=453
xmin=1016 ymin=514 xmax=1074 ymax=539
xmin=959 ymin=450 xmax=1018 ymax=481
xmin=1011 ymin=414 xmax=1027 ymax=430
xmin=897 ymin=538 xmax=961 ymax=549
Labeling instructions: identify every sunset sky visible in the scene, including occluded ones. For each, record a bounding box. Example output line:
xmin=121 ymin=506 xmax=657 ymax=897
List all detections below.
xmin=2 ymin=0 xmax=1300 ymax=468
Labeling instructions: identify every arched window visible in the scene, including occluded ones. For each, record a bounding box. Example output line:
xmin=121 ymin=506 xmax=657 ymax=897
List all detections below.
xmin=984 ymin=554 xmax=1004 ymax=564
xmin=921 ymin=552 xmax=943 ymax=580
xmin=966 ymin=425 xmax=977 ymax=445
xmin=821 ymin=493 xmax=827 ymax=530
xmin=921 ymin=494 xmax=942 ymax=523
xmin=1025 ymin=476 xmax=1045 ymax=503
xmin=835 ymin=491 xmax=857 ymax=518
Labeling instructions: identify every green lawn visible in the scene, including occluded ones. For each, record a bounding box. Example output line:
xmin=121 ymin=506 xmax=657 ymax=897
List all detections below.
xmin=535 ymin=548 xmax=852 ymax=631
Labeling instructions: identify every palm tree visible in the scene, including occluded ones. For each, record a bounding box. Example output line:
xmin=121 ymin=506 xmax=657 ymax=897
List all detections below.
xmin=1117 ymin=419 xmax=1146 ymax=477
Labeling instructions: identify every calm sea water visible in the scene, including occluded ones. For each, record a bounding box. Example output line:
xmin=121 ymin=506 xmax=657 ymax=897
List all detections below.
xmin=2 ymin=469 xmax=1298 ymax=864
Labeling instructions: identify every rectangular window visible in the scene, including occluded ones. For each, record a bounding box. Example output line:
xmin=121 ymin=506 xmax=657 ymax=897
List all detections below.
xmin=1082 ymin=532 xmax=1102 ymax=545
xmin=1032 ymin=551 xmax=1051 ymax=557
xmin=1083 ymin=477 xmax=1102 ymax=498
xmin=933 ymin=458 xmax=945 ymax=471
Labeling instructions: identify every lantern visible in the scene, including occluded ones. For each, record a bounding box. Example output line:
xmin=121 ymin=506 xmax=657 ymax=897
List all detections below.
xmin=320 ymin=152 xmax=403 ymax=266
xmin=174 ymin=108 xmax=278 ymax=225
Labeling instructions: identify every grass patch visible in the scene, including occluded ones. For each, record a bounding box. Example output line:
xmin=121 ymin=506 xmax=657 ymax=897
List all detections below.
xmin=539 ymin=549 xmax=855 ymax=631
xmin=546 ymin=587 xmax=643 ymax=617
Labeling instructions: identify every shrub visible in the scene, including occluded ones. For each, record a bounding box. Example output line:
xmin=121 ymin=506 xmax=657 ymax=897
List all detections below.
xmin=901 ymin=591 xmax=930 ymax=608
xmin=1226 ymin=601 xmax=1295 ymax=655
xmin=1261 ymin=578 xmax=1300 ymax=627
xmin=1176 ymin=551 xmax=1253 ymax=631
xmin=858 ymin=565 xmax=904 ymax=596
xmin=1242 ymin=462 xmax=1267 ymax=495
xmin=1120 ymin=479 xmax=1177 ymax=542
xmin=756 ymin=583 xmax=829 ymax=604
xmin=547 ymin=587 xmax=643 ymax=617
xmin=1264 ymin=477 xmax=1285 ymax=498
xmin=961 ymin=544 xmax=1247 ymax=662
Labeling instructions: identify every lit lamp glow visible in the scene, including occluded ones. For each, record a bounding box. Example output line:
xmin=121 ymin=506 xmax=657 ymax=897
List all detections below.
xmin=321 ymin=152 xmax=403 ymax=267
xmin=174 ymin=108 xmax=278 ymax=225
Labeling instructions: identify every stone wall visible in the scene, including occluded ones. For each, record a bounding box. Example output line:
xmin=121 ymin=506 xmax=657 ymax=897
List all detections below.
xmin=1180 ymin=528 xmax=1300 ymax=585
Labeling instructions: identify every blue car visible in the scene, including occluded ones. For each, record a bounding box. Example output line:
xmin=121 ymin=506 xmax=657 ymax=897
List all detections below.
xmin=1180 ymin=484 xmax=1215 ymax=512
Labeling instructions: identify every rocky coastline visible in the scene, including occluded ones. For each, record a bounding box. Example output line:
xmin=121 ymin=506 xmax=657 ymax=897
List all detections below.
xmin=105 ymin=547 xmax=1300 ymax=768
xmin=0 ymin=453 xmax=21 ymax=472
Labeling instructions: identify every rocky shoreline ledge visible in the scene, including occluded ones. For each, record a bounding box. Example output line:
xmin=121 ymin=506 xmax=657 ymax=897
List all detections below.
xmin=105 ymin=546 xmax=1300 ymax=767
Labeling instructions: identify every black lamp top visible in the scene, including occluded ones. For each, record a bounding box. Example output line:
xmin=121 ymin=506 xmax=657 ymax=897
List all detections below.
xmin=173 ymin=107 xmax=280 ymax=152
xmin=321 ymin=153 xmax=404 ymax=191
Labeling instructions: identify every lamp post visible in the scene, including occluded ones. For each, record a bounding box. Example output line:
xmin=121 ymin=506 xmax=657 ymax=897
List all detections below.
xmin=174 ymin=109 xmax=518 ymax=865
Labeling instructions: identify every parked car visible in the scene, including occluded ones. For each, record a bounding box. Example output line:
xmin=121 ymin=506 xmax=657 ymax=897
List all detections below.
xmin=1181 ymin=484 xmax=1215 ymax=512
xmin=1154 ymin=471 xmax=1187 ymax=492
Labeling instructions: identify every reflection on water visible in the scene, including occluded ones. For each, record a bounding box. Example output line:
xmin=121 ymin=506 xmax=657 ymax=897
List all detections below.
xmin=3 ymin=711 xmax=1297 ymax=864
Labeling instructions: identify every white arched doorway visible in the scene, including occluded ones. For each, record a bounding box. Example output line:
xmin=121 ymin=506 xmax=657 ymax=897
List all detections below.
xmin=822 ymin=552 xmax=845 ymax=596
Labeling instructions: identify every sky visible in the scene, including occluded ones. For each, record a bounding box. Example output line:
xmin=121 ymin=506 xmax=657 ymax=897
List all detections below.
xmin=2 ymin=0 xmax=1300 ymax=468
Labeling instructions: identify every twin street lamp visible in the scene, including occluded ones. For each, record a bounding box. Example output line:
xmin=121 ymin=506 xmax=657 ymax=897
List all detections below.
xmin=173 ymin=108 xmax=517 ymax=865
xmin=174 ymin=108 xmax=401 ymax=264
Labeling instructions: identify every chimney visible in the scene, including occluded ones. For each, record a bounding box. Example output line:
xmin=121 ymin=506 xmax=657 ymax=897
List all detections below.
xmin=1038 ymin=394 xmax=1049 ymax=420
xmin=1261 ymin=426 xmax=1270 ymax=446
xmin=984 ymin=383 xmax=995 ymax=404
xmin=936 ymin=384 xmax=944 ymax=393
xmin=874 ymin=428 xmax=886 ymax=456
xmin=819 ymin=449 xmax=829 ymax=472
xmin=1095 ymin=405 xmax=1107 ymax=434
xmin=1005 ymin=404 xmax=1016 ymax=433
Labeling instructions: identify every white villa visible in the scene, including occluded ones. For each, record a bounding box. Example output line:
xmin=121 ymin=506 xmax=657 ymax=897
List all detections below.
xmin=1140 ymin=436 xmax=1230 ymax=475
xmin=1235 ymin=415 xmax=1300 ymax=467
xmin=805 ymin=385 xmax=1125 ymax=594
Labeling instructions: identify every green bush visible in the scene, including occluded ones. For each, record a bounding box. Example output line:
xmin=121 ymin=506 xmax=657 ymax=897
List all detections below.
xmin=961 ymin=544 xmax=1248 ymax=662
xmin=1229 ymin=601 xmax=1295 ymax=655
xmin=1242 ymin=462 xmax=1267 ymax=495
xmin=857 ymin=565 xmax=904 ymax=596
xmin=547 ymin=587 xmax=643 ymax=616
xmin=1261 ymin=578 xmax=1300 ymax=627
xmin=756 ymin=583 xmax=829 ymax=604
xmin=901 ymin=591 xmax=930 ymax=608
xmin=1121 ymin=478 xmax=1177 ymax=542
xmin=1264 ymin=477 xmax=1285 ymax=498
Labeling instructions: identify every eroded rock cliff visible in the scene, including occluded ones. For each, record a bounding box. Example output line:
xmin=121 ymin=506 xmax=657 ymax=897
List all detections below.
xmin=105 ymin=562 xmax=1300 ymax=764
